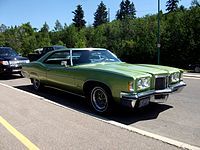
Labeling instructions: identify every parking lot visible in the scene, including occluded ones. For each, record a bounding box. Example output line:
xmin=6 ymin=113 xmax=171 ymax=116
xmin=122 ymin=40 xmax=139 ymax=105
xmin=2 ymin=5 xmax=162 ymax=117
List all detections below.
xmin=0 ymin=75 xmax=200 ymax=150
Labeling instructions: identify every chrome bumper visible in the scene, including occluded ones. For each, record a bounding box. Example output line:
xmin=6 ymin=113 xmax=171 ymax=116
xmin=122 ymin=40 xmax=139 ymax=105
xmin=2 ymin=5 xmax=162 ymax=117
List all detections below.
xmin=120 ymin=81 xmax=186 ymax=108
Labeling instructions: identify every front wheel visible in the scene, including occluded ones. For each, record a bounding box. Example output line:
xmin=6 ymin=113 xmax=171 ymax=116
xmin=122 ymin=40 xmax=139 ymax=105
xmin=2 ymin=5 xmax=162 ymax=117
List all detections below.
xmin=90 ymin=86 xmax=112 ymax=114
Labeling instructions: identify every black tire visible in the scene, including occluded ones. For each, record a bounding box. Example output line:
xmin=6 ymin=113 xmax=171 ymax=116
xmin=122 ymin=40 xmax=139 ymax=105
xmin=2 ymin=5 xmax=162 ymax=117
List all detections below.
xmin=194 ymin=66 xmax=200 ymax=73
xmin=89 ymin=86 xmax=113 ymax=115
xmin=19 ymin=71 xmax=25 ymax=78
xmin=32 ymin=78 xmax=43 ymax=91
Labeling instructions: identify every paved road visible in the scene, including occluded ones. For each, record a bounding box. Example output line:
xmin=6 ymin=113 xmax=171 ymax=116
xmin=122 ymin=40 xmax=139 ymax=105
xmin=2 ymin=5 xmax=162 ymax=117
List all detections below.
xmin=109 ymin=77 xmax=200 ymax=147
xmin=0 ymin=75 xmax=199 ymax=150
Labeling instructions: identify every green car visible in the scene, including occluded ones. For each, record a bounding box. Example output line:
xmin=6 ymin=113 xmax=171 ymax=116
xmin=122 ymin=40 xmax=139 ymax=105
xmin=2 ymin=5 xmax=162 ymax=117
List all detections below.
xmin=22 ymin=48 xmax=186 ymax=114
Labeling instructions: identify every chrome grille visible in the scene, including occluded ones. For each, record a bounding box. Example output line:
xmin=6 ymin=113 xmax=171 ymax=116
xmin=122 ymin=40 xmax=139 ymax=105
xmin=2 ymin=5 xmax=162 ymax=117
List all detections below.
xmin=155 ymin=76 xmax=168 ymax=90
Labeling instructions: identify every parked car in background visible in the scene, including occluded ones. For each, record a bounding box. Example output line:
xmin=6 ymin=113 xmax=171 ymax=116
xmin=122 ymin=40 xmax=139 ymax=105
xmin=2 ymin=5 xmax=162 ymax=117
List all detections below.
xmin=189 ymin=64 xmax=200 ymax=73
xmin=34 ymin=48 xmax=43 ymax=54
xmin=22 ymin=48 xmax=186 ymax=114
xmin=0 ymin=47 xmax=30 ymax=76
xmin=28 ymin=45 xmax=66 ymax=61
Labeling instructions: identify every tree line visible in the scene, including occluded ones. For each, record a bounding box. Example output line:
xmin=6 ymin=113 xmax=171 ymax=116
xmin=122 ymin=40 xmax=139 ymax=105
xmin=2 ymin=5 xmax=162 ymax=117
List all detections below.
xmin=0 ymin=0 xmax=200 ymax=69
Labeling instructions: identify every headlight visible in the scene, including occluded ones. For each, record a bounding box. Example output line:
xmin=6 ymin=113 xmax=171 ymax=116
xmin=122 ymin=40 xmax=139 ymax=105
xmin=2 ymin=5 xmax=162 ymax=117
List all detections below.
xmin=9 ymin=60 xmax=18 ymax=65
xmin=0 ymin=61 xmax=9 ymax=65
xmin=171 ymin=72 xmax=180 ymax=83
xmin=25 ymin=60 xmax=30 ymax=63
xmin=137 ymin=77 xmax=151 ymax=91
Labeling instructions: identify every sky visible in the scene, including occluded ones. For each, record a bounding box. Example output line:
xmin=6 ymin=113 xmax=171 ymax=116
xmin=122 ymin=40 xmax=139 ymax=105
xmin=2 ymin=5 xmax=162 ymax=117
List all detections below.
xmin=0 ymin=0 xmax=191 ymax=30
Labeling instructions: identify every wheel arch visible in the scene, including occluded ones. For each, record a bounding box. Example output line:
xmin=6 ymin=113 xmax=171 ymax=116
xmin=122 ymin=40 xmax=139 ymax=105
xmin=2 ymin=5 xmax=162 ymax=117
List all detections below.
xmin=30 ymin=72 xmax=42 ymax=86
xmin=83 ymin=80 xmax=112 ymax=97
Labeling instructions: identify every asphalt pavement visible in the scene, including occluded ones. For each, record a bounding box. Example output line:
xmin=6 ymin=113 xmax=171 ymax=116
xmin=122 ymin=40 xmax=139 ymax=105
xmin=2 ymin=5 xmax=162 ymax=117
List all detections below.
xmin=0 ymin=83 xmax=182 ymax=150
xmin=0 ymin=74 xmax=200 ymax=150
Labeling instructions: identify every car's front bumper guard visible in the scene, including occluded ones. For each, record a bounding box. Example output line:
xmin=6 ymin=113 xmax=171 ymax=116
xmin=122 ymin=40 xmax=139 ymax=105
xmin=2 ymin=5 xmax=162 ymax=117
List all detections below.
xmin=120 ymin=81 xmax=186 ymax=108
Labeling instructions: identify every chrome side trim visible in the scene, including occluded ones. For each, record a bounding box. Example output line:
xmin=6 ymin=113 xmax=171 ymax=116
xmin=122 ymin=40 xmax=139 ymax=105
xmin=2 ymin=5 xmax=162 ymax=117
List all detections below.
xmin=44 ymin=85 xmax=85 ymax=98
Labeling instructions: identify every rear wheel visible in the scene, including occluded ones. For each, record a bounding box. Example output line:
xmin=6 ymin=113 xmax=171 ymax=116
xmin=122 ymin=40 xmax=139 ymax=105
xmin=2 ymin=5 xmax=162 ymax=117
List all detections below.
xmin=89 ymin=86 xmax=113 ymax=115
xmin=32 ymin=78 xmax=43 ymax=91
xmin=19 ymin=71 xmax=25 ymax=78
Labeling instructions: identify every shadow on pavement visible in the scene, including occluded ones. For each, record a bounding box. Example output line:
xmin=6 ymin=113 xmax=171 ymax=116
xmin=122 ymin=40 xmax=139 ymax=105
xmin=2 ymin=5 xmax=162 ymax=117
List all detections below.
xmin=0 ymin=74 xmax=22 ymax=80
xmin=108 ymin=103 xmax=172 ymax=125
xmin=14 ymin=84 xmax=173 ymax=125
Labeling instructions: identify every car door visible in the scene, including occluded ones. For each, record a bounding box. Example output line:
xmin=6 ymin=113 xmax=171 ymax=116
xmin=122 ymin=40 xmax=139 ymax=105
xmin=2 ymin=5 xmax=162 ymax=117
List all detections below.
xmin=43 ymin=50 xmax=77 ymax=92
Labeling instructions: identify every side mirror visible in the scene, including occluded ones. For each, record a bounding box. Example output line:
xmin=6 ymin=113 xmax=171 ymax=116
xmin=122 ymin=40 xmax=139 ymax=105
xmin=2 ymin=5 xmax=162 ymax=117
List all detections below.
xmin=61 ymin=60 xmax=68 ymax=67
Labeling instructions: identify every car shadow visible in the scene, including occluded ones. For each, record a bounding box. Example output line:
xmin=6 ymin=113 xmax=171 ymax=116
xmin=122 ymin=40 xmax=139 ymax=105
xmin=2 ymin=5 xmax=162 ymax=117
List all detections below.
xmin=108 ymin=103 xmax=172 ymax=125
xmin=0 ymin=74 xmax=22 ymax=80
xmin=14 ymin=85 xmax=173 ymax=125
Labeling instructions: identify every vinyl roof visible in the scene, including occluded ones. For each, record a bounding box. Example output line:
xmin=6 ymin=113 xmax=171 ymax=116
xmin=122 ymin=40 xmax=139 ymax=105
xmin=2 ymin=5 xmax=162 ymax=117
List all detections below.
xmin=63 ymin=48 xmax=107 ymax=51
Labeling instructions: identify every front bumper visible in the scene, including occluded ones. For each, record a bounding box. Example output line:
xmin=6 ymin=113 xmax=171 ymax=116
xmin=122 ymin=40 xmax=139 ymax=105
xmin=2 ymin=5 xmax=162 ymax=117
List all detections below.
xmin=0 ymin=65 xmax=22 ymax=74
xmin=120 ymin=81 xmax=186 ymax=108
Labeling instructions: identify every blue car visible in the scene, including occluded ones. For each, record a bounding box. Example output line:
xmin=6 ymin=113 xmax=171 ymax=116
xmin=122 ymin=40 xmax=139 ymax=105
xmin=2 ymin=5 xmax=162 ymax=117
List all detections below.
xmin=0 ymin=47 xmax=30 ymax=76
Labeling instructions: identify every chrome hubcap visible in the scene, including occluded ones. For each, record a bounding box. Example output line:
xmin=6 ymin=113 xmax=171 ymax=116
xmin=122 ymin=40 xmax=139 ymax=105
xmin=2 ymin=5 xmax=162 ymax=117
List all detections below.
xmin=91 ymin=87 xmax=108 ymax=112
xmin=33 ymin=79 xmax=40 ymax=90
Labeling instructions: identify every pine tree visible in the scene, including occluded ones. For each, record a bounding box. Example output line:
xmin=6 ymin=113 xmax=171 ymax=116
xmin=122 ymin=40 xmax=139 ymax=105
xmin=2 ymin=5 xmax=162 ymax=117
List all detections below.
xmin=93 ymin=1 xmax=108 ymax=27
xmin=0 ymin=24 xmax=7 ymax=33
xmin=116 ymin=0 xmax=136 ymax=20
xmin=38 ymin=22 xmax=51 ymax=47
xmin=40 ymin=22 xmax=49 ymax=32
xmin=54 ymin=20 xmax=63 ymax=31
xmin=191 ymin=0 xmax=200 ymax=7
xmin=72 ymin=5 xmax=86 ymax=29
xmin=166 ymin=0 xmax=180 ymax=12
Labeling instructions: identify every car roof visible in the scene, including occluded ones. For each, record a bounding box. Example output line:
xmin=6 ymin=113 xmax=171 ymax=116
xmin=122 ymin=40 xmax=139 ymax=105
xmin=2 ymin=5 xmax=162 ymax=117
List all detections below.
xmin=43 ymin=45 xmax=66 ymax=48
xmin=58 ymin=48 xmax=107 ymax=51
xmin=0 ymin=47 xmax=12 ymax=49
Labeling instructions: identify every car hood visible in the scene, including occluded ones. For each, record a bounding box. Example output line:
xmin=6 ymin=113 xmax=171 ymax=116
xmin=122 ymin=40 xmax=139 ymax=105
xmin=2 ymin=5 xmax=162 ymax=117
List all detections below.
xmin=77 ymin=62 xmax=180 ymax=78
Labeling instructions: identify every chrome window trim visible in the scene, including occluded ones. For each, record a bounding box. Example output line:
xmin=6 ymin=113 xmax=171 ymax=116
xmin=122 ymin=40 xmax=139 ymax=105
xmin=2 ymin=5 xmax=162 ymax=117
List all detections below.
xmin=70 ymin=50 xmax=73 ymax=66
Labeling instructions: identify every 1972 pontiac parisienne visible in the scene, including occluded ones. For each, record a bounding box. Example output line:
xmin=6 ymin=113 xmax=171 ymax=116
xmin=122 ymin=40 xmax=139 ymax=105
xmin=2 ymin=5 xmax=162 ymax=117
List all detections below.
xmin=22 ymin=48 xmax=186 ymax=114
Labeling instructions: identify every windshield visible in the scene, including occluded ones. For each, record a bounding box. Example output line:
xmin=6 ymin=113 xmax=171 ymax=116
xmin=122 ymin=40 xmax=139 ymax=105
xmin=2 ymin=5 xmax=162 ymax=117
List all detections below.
xmin=0 ymin=48 xmax=18 ymax=57
xmin=72 ymin=50 xmax=121 ymax=65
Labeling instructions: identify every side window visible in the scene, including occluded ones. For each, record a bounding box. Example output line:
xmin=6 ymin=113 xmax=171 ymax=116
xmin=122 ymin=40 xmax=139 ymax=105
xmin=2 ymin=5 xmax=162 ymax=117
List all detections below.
xmin=43 ymin=47 xmax=54 ymax=54
xmin=44 ymin=51 xmax=70 ymax=65
xmin=47 ymin=47 xmax=53 ymax=53
xmin=72 ymin=50 xmax=91 ymax=65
